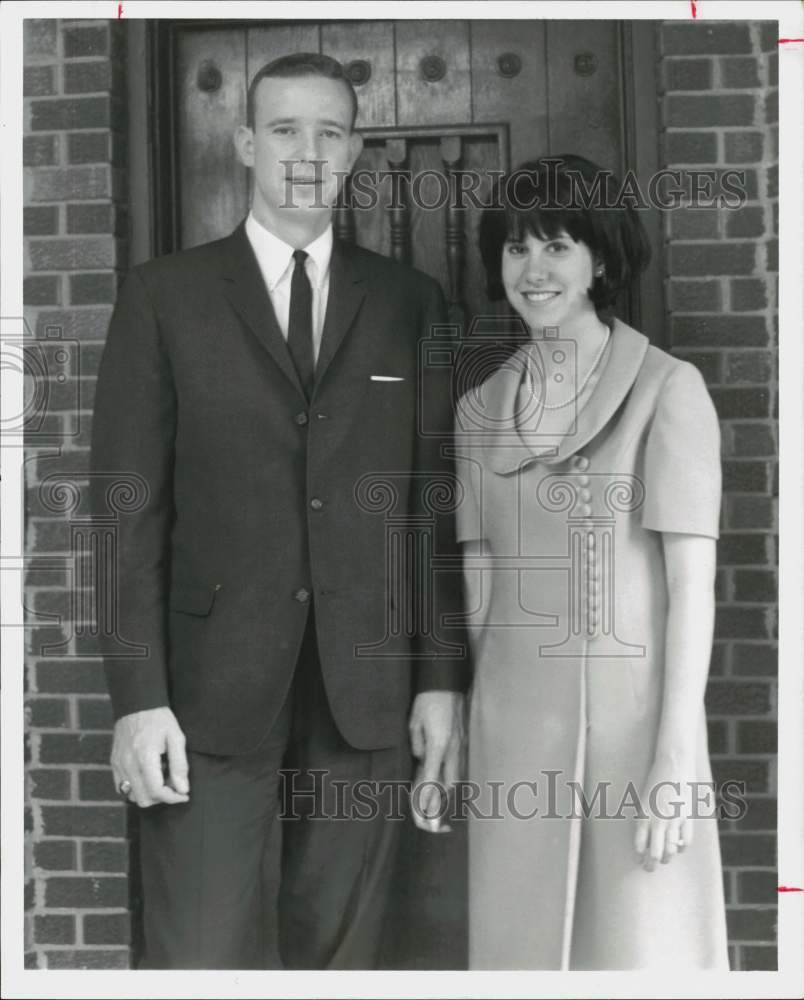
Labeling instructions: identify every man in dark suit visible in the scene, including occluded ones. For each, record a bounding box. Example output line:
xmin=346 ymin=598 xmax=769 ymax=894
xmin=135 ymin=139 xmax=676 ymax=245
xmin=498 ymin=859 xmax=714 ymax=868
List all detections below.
xmin=90 ymin=53 xmax=468 ymax=969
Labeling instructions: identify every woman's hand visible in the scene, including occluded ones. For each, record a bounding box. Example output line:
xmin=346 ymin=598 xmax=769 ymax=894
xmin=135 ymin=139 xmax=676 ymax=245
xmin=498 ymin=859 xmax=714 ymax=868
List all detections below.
xmin=634 ymin=752 xmax=700 ymax=871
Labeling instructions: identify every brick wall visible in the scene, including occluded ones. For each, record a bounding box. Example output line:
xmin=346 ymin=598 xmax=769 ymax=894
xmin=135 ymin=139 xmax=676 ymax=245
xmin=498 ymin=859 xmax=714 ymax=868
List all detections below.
xmin=22 ymin=17 xmax=779 ymax=971
xmin=658 ymin=20 xmax=778 ymax=971
xmin=23 ymin=18 xmax=131 ymax=970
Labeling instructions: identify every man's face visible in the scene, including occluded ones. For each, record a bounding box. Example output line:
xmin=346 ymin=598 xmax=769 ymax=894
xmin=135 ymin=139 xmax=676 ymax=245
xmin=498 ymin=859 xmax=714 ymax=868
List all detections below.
xmin=237 ymin=74 xmax=362 ymax=230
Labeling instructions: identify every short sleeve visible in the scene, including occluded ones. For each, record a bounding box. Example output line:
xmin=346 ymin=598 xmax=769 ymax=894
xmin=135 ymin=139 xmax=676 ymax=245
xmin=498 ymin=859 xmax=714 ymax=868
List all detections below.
xmin=640 ymin=361 xmax=722 ymax=538
xmin=454 ymin=401 xmax=484 ymax=544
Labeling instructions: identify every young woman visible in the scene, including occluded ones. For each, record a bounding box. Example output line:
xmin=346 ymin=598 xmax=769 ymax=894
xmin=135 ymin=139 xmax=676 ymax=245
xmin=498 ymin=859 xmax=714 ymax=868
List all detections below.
xmin=455 ymin=155 xmax=729 ymax=970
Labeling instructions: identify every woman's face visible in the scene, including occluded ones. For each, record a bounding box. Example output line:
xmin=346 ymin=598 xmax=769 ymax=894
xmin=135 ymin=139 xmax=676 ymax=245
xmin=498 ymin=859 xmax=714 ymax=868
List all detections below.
xmin=501 ymin=229 xmax=599 ymax=334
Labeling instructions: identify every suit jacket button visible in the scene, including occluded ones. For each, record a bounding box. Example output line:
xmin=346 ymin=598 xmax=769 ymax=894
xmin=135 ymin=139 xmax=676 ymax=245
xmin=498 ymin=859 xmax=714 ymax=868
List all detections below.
xmin=310 ymin=498 xmax=324 ymax=510
xmin=294 ymin=588 xmax=311 ymax=604
xmin=294 ymin=412 xmax=309 ymax=426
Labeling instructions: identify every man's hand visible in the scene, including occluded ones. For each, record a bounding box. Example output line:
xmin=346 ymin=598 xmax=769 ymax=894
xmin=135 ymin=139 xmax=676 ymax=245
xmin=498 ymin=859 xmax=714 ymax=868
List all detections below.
xmin=408 ymin=690 xmax=465 ymax=834
xmin=111 ymin=707 xmax=190 ymax=808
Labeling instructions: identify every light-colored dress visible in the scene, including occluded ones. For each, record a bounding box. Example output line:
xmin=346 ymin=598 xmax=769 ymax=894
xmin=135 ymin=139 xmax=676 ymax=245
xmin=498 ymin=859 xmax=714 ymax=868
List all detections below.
xmin=455 ymin=319 xmax=729 ymax=970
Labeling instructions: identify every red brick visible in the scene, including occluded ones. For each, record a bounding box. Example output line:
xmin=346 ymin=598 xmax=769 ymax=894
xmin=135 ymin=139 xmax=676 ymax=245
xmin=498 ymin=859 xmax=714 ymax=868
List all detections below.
xmin=725 ymin=206 xmax=766 ymax=240
xmin=663 ymin=131 xmax=718 ymax=164
xmin=25 ymin=19 xmax=58 ymax=58
xmin=730 ymin=278 xmax=768 ymax=312
xmin=737 ymin=720 xmax=776 ymax=753
xmin=36 ymin=660 xmax=107 ymax=694
xmin=35 ymin=307 xmax=113 ymax=341
xmin=77 ymin=697 xmax=114 ymax=730
xmin=26 ymin=696 xmax=71 ymax=729
xmin=67 ymin=203 xmax=115 ymax=234
xmin=705 ymin=680 xmax=771 ymax=715
xmin=29 ymin=768 xmax=72 ymax=800
xmin=723 ymin=461 xmax=769 ymax=493
xmin=765 ymin=239 xmax=777 ymax=272
xmin=707 ymin=718 xmax=728 ymax=754
xmin=24 ymin=64 xmax=56 ymax=97
xmin=710 ymin=388 xmax=771 ymax=419
xmin=30 ymin=96 xmax=113 ymax=132
xmin=31 ymin=165 xmax=111 ymax=202
xmin=67 ymin=132 xmax=109 ymax=165
xmin=741 ymin=945 xmax=777 ymax=971
xmin=45 ymin=949 xmax=130 ymax=970
xmin=24 ymin=206 xmax=60 ymax=236
xmin=39 ymin=732 xmax=111 ymax=765
xmin=669 ymin=242 xmax=755 ymax=277
xmin=667 ymin=278 xmax=721 ymax=312
xmin=767 ymin=52 xmax=778 ymax=87
xmin=672 ymin=350 xmax=720 ymax=384
xmin=70 ymin=273 xmax=117 ymax=305
xmin=83 ymin=911 xmax=131 ymax=945
xmin=709 ymin=642 xmax=728 ymax=676
xmin=766 ymin=165 xmax=777 ymax=200
xmin=34 ymin=839 xmax=77 ymax=871
xmin=720 ymin=833 xmax=775 ymax=866
xmin=64 ymin=60 xmax=112 ymax=94
xmin=668 ymin=209 xmax=720 ymax=240
xmin=24 ymin=276 xmax=61 ymax=306
xmin=79 ymin=768 xmax=117 ymax=802
xmin=665 ymin=94 xmax=755 ymax=128
xmin=663 ymin=57 xmax=713 ymax=91
xmin=661 ymin=23 xmax=752 ymax=55
xmin=726 ymin=907 xmax=777 ymax=943
xmin=41 ymin=805 xmax=125 ymax=839
xmin=714 ymin=607 xmax=770 ymax=640
xmin=759 ymin=22 xmax=778 ymax=53
xmin=724 ymin=131 xmax=764 ymax=164
xmin=711 ymin=758 xmax=769 ymax=793
xmin=672 ymin=315 xmax=767 ymax=348
xmin=81 ymin=840 xmax=128 ymax=873
xmin=765 ymin=90 xmax=777 ymax=125
xmin=62 ymin=25 xmax=109 ymax=58
xmin=727 ymin=494 xmax=775 ymax=528
xmin=737 ymin=869 xmax=777 ymax=904
xmin=45 ymin=874 xmax=128 ymax=909
xmin=24 ymin=134 xmax=59 ymax=167
xmin=24 ymin=952 xmax=39 ymax=970
xmin=34 ymin=914 xmax=76 ymax=945
xmin=740 ymin=797 xmax=778 ymax=831
xmin=724 ymin=351 xmax=773 ymax=384
xmin=28 ymin=236 xmax=117 ymax=271
xmin=720 ymin=56 xmax=761 ymax=89
xmin=732 ymin=642 xmax=777 ymax=677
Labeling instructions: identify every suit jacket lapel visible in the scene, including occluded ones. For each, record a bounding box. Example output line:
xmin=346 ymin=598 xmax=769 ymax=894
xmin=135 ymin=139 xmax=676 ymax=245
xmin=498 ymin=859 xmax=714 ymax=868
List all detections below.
xmin=219 ymin=220 xmax=305 ymax=397
xmin=315 ymin=239 xmax=367 ymax=387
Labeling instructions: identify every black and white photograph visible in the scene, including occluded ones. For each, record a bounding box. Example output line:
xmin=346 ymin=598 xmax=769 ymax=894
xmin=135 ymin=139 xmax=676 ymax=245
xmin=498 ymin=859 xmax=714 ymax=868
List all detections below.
xmin=2 ymin=1 xmax=802 ymax=997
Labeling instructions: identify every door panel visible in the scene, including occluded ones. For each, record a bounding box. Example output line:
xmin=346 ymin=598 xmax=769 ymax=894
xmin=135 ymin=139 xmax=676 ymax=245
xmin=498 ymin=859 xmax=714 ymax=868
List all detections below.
xmin=394 ymin=20 xmax=472 ymax=125
xmin=322 ymin=21 xmax=397 ymax=128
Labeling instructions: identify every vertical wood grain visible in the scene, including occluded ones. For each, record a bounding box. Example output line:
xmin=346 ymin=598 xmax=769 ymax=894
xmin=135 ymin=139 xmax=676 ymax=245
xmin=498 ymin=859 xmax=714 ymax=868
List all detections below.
xmin=470 ymin=20 xmax=549 ymax=168
xmin=322 ymin=21 xmax=396 ymax=128
xmin=177 ymin=27 xmax=248 ymax=248
xmin=395 ymin=21 xmax=471 ymax=126
xmin=246 ymin=23 xmax=321 ymax=83
xmin=544 ymin=21 xmax=624 ymax=173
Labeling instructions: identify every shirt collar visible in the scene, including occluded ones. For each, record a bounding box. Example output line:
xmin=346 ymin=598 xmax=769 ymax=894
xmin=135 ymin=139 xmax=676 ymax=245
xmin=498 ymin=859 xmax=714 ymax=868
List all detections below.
xmin=245 ymin=211 xmax=333 ymax=292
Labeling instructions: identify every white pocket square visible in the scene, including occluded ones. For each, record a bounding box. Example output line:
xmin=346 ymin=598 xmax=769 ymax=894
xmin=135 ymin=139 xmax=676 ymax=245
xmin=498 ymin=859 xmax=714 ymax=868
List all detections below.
xmin=370 ymin=375 xmax=405 ymax=382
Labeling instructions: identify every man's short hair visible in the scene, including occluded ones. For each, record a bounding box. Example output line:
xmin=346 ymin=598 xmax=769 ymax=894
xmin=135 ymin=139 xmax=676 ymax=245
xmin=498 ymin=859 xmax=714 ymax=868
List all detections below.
xmin=247 ymin=53 xmax=358 ymax=131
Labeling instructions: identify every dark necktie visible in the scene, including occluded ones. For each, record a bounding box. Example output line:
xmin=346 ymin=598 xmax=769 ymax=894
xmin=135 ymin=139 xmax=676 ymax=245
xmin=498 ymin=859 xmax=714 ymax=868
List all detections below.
xmin=287 ymin=249 xmax=314 ymax=398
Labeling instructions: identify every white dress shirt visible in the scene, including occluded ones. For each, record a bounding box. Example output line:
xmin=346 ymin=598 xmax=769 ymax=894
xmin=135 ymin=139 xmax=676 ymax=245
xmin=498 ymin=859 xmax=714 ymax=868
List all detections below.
xmin=244 ymin=211 xmax=332 ymax=364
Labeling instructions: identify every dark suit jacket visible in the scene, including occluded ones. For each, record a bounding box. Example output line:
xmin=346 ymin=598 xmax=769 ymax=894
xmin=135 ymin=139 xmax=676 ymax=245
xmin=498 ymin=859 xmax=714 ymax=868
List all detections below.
xmin=90 ymin=221 xmax=468 ymax=755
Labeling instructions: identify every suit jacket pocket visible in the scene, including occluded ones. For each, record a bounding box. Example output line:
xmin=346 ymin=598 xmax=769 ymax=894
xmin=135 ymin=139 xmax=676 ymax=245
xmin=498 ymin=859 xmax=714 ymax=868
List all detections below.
xmin=169 ymin=582 xmax=220 ymax=617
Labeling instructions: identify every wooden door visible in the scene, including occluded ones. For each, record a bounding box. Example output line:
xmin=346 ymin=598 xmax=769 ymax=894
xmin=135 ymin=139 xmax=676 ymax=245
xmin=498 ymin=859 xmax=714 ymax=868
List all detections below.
xmin=144 ymin=18 xmax=661 ymax=970
xmin=151 ymin=18 xmax=663 ymax=343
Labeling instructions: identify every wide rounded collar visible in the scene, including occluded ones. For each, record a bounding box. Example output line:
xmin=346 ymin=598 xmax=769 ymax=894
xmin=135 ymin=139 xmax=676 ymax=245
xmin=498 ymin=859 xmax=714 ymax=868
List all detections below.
xmin=460 ymin=319 xmax=650 ymax=475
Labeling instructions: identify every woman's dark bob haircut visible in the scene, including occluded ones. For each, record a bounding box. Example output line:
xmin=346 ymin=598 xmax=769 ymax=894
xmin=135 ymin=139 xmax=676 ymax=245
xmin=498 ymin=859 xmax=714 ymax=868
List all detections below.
xmin=479 ymin=154 xmax=652 ymax=313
